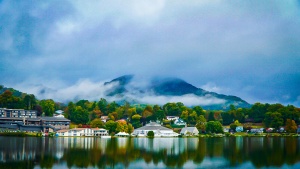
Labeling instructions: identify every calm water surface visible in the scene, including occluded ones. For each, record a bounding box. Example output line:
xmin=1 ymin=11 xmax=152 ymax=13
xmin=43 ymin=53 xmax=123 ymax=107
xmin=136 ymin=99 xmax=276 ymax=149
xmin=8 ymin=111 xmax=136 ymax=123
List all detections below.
xmin=0 ymin=136 xmax=300 ymax=169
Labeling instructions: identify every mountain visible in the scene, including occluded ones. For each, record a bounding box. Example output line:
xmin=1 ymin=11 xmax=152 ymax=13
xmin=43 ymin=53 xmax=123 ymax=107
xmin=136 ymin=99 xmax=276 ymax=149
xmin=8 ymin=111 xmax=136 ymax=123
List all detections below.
xmin=104 ymin=75 xmax=251 ymax=110
xmin=104 ymin=75 xmax=134 ymax=96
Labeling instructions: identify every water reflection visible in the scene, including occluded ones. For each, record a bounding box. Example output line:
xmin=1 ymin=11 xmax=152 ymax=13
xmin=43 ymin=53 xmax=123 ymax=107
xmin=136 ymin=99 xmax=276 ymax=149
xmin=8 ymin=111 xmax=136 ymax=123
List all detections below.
xmin=0 ymin=136 xmax=300 ymax=168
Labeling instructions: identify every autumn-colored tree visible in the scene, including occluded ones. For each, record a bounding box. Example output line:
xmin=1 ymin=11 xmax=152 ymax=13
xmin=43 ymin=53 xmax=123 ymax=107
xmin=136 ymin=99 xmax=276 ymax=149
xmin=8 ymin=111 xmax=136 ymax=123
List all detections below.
xmin=116 ymin=120 xmax=128 ymax=133
xmin=285 ymin=119 xmax=297 ymax=133
xmin=108 ymin=112 xmax=118 ymax=121
xmin=180 ymin=110 xmax=189 ymax=122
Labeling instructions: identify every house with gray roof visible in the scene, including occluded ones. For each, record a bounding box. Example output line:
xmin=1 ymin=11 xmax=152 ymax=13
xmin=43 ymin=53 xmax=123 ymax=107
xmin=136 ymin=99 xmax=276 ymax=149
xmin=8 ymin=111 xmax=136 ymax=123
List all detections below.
xmin=132 ymin=122 xmax=179 ymax=137
xmin=180 ymin=127 xmax=199 ymax=136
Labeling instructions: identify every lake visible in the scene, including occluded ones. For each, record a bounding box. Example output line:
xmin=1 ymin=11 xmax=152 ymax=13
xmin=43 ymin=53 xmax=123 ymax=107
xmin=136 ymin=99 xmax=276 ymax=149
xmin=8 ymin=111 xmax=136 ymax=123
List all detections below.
xmin=0 ymin=136 xmax=300 ymax=169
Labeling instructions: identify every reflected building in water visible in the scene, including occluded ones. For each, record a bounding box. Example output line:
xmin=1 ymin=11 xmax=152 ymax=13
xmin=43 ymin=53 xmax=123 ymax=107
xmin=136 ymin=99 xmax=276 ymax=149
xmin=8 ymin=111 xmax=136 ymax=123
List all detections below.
xmin=1 ymin=137 xmax=300 ymax=169
xmin=133 ymin=138 xmax=198 ymax=156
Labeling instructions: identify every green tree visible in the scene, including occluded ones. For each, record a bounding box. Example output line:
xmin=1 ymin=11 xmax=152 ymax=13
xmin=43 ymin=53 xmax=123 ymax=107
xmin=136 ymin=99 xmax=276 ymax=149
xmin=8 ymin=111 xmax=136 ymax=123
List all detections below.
xmin=221 ymin=112 xmax=234 ymax=125
xmin=188 ymin=111 xmax=198 ymax=125
xmin=180 ymin=110 xmax=189 ymax=122
xmin=285 ymin=119 xmax=297 ymax=133
xmin=65 ymin=102 xmax=76 ymax=119
xmin=154 ymin=109 xmax=165 ymax=122
xmin=249 ymin=102 xmax=268 ymax=123
xmin=71 ymin=106 xmax=89 ymax=124
xmin=128 ymin=123 xmax=134 ymax=134
xmin=131 ymin=114 xmax=142 ymax=128
xmin=105 ymin=120 xmax=117 ymax=133
xmin=163 ymin=103 xmax=181 ymax=116
xmin=97 ymin=98 xmax=108 ymax=115
xmin=0 ymin=90 xmax=23 ymax=108
xmin=264 ymin=112 xmax=283 ymax=129
xmin=147 ymin=131 xmax=154 ymax=137
xmin=206 ymin=121 xmax=223 ymax=133
xmin=90 ymin=118 xmax=105 ymax=128
xmin=23 ymin=94 xmax=36 ymax=110
xmin=208 ymin=112 xmax=215 ymax=121
xmin=40 ymin=99 xmax=55 ymax=116
xmin=107 ymin=101 xmax=119 ymax=114
xmin=193 ymin=106 xmax=205 ymax=116
xmin=196 ymin=115 xmax=206 ymax=133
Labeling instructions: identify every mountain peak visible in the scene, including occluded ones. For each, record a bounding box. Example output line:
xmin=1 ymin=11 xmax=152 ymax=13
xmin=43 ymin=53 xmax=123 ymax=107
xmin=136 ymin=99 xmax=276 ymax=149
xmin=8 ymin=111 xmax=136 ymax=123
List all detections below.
xmin=103 ymin=75 xmax=250 ymax=110
xmin=151 ymin=77 xmax=200 ymax=96
xmin=104 ymin=75 xmax=134 ymax=86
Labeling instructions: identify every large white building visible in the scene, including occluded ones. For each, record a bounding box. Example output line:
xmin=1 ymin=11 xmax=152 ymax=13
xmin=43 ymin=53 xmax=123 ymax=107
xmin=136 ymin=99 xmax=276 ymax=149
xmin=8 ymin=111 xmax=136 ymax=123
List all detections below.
xmin=132 ymin=122 xmax=179 ymax=137
xmin=56 ymin=128 xmax=109 ymax=137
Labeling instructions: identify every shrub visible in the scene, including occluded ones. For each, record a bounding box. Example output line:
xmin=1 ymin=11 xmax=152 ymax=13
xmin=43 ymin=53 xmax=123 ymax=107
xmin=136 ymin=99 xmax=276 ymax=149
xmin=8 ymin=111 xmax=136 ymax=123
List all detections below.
xmin=147 ymin=131 xmax=154 ymax=137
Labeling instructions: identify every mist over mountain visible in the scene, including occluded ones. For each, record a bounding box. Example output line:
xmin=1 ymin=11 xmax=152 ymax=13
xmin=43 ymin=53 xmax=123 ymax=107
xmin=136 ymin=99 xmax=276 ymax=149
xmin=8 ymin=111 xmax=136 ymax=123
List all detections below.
xmin=1 ymin=75 xmax=250 ymax=110
xmin=103 ymin=75 xmax=250 ymax=110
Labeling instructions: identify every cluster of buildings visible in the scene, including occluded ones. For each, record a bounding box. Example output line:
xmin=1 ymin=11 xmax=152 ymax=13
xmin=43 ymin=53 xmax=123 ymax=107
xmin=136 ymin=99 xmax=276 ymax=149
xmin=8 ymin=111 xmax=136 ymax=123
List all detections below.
xmin=0 ymin=108 xmax=200 ymax=137
xmin=0 ymin=108 xmax=70 ymax=132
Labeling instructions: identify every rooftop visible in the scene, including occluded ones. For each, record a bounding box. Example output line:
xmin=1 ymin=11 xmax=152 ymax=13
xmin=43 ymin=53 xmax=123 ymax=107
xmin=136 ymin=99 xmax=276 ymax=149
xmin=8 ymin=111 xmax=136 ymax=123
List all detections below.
xmin=180 ymin=127 xmax=198 ymax=133
xmin=41 ymin=117 xmax=70 ymax=121
xmin=136 ymin=122 xmax=172 ymax=131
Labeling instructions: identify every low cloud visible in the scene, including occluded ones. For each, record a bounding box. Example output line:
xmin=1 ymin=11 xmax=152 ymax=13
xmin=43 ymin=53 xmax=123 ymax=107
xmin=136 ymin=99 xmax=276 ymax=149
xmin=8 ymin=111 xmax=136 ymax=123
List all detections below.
xmin=13 ymin=78 xmax=226 ymax=106
xmin=132 ymin=94 xmax=226 ymax=106
xmin=14 ymin=79 xmax=117 ymax=103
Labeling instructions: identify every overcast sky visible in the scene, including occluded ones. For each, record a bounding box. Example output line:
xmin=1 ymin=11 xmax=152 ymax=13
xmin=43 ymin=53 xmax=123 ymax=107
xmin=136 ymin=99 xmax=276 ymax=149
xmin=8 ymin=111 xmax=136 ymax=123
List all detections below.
xmin=0 ymin=0 xmax=299 ymax=106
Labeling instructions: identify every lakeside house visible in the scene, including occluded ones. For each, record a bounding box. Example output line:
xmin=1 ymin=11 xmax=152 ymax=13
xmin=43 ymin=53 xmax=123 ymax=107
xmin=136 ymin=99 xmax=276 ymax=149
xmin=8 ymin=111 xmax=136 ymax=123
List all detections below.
xmin=132 ymin=122 xmax=179 ymax=137
xmin=223 ymin=127 xmax=230 ymax=133
xmin=115 ymin=132 xmax=129 ymax=137
xmin=56 ymin=128 xmax=109 ymax=137
xmin=266 ymin=128 xmax=274 ymax=133
xmin=101 ymin=116 xmax=109 ymax=123
xmin=166 ymin=116 xmax=179 ymax=121
xmin=180 ymin=127 xmax=199 ymax=136
xmin=236 ymin=126 xmax=244 ymax=132
xmin=174 ymin=118 xmax=186 ymax=126
xmin=250 ymin=128 xmax=264 ymax=134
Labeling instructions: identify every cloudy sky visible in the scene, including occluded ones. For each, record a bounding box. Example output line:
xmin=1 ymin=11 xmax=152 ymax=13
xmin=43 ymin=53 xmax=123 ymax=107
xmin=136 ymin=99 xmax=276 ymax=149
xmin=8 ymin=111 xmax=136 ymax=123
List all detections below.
xmin=0 ymin=0 xmax=299 ymax=106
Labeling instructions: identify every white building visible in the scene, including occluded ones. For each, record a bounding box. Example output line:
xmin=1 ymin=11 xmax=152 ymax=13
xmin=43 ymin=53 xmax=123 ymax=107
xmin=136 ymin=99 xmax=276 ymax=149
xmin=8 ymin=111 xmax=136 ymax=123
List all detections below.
xmin=132 ymin=122 xmax=179 ymax=137
xmin=166 ymin=116 xmax=179 ymax=121
xmin=174 ymin=118 xmax=186 ymax=126
xmin=100 ymin=116 xmax=109 ymax=123
xmin=180 ymin=127 xmax=199 ymax=136
xmin=92 ymin=128 xmax=109 ymax=136
xmin=56 ymin=128 xmax=109 ymax=137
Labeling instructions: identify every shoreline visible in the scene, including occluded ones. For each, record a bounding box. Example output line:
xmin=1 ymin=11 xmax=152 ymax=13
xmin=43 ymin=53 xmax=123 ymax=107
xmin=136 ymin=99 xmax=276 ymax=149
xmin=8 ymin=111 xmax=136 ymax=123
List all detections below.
xmin=1 ymin=132 xmax=299 ymax=138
